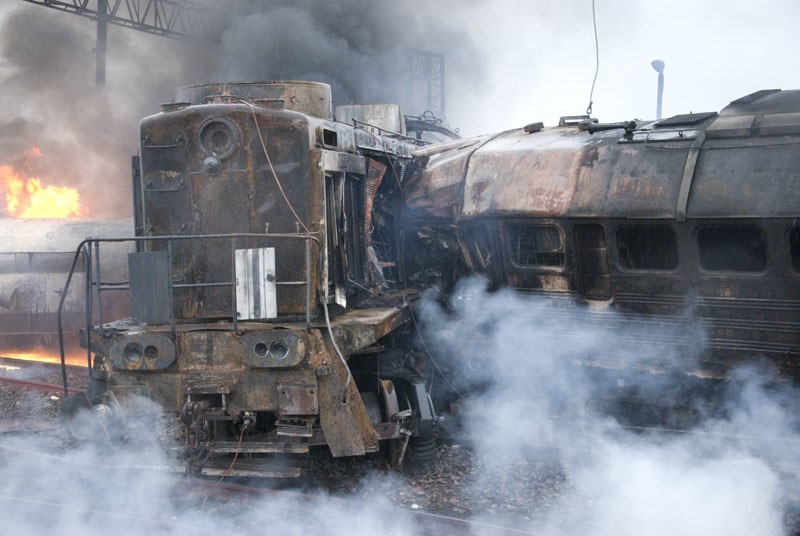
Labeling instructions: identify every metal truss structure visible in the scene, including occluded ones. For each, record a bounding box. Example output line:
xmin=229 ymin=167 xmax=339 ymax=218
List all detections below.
xmin=20 ymin=0 xmax=218 ymax=40
xmin=21 ymin=0 xmax=219 ymax=86
xmin=407 ymin=48 xmax=446 ymax=120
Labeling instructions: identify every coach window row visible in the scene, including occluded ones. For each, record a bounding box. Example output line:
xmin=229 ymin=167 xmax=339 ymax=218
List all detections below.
xmin=508 ymin=223 xmax=798 ymax=273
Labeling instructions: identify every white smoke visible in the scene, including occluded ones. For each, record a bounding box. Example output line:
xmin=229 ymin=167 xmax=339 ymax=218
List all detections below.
xmin=418 ymin=276 xmax=799 ymax=535
xmin=0 ymin=394 xmax=424 ymax=536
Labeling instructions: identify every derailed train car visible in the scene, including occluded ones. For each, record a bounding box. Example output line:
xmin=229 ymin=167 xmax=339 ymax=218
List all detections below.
xmin=0 ymin=218 xmax=131 ymax=361
xmin=64 ymin=81 xmax=441 ymax=477
xmin=404 ymin=89 xmax=800 ymax=385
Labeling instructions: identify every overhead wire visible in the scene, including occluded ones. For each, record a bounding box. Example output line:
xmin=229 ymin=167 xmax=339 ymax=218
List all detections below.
xmin=586 ymin=0 xmax=600 ymax=116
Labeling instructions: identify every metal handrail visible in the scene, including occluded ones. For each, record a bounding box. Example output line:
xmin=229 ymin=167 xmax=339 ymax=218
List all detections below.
xmin=57 ymin=232 xmax=321 ymax=397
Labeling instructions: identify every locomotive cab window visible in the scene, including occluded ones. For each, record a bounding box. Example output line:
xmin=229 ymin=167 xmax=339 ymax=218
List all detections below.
xmin=616 ymin=225 xmax=679 ymax=270
xmin=507 ymin=225 xmax=564 ymax=267
xmin=697 ymin=226 xmax=767 ymax=272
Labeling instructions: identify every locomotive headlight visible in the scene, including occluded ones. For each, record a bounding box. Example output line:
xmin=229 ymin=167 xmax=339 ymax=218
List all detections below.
xmin=240 ymin=331 xmax=306 ymax=368
xmin=199 ymin=118 xmax=239 ymax=159
xmin=124 ymin=343 xmax=143 ymax=363
xmin=269 ymin=340 xmax=290 ymax=360
xmin=110 ymin=334 xmax=176 ymax=371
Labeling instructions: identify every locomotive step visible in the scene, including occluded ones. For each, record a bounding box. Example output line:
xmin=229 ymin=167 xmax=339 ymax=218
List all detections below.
xmin=199 ymin=458 xmax=303 ymax=479
xmin=276 ymin=423 xmax=314 ymax=438
xmin=203 ymin=441 xmax=310 ymax=454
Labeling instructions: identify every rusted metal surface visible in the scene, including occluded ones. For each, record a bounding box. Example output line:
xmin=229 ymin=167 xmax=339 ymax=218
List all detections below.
xmin=278 ymin=383 xmax=319 ymax=417
xmin=175 ymin=81 xmax=333 ymax=119
xmin=408 ymin=127 xmax=689 ymax=221
xmin=408 ymin=90 xmax=800 ymax=223
xmin=325 ymin=307 xmax=410 ymax=355
xmin=307 ymin=331 xmax=380 ymax=457
xmin=403 ymin=138 xmax=476 ymax=222
xmin=139 ymin=94 xmax=320 ymax=318
xmin=336 ymin=104 xmax=407 ymax=135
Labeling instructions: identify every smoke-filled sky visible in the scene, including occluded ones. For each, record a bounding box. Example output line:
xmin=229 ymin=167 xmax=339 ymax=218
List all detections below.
xmin=1 ymin=3 xmax=798 ymax=533
xmin=0 ymin=0 xmax=798 ymax=216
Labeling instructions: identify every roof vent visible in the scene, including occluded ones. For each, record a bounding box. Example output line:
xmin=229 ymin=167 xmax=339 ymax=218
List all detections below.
xmin=174 ymin=81 xmax=332 ymax=119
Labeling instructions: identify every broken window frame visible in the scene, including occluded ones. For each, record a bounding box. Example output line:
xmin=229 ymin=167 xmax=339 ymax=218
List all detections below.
xmin=506 ymin=224 xmax=566 ymax=269
xmin=696 ymin=224 xmax=768 ymax=273
xmin=615 ymin=224 xmax=680 ymax=271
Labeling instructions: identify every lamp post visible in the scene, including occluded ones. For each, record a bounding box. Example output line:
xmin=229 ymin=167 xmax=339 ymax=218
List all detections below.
xmin=651 ymin=60 xmax=665 ymax=120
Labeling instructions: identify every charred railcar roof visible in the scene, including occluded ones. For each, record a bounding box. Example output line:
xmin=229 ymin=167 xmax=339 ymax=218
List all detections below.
xmin=405 ymin=89 xmax=800 ymax=222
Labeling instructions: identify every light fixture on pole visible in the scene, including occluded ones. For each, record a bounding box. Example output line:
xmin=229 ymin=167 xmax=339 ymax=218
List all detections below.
xmin=651 ymin=60 xmax=665 ymax=120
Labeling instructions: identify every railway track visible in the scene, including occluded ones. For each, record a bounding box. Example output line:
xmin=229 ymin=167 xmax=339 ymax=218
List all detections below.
xmin=0 ymin=355 xmax=85 ymax=393
xmin=0 ymin=356 xmax=86 ymax=435
xmin=0 ymin=441 xmax=537 ymax=535
xmin=179 ymin=478 xmax=538 ymax=535
xmin=0 ymin=364 xmax=540 ymax=532
xmin=2 ymin=354 xmax=796 ymax=533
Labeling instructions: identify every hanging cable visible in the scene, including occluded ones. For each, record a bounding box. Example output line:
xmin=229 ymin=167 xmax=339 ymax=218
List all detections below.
xmin=239 ymin=99 xmax=310 ymax=234
xmin=201 ymin=419 xmax=248 ymax=511
xmin=238 ymin=98 xmax=351 ymax=400
xmin=586 ymin=0 xmax=600 ymax=116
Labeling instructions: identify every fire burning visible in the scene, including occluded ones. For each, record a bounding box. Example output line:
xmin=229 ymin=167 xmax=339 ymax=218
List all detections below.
xmin=1 ymin=350 xmax=86 ymax=367
xmin=0 ymin=148 xmax=87 ymax=218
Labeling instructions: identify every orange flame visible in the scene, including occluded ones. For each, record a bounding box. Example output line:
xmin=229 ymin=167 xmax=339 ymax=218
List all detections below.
xmin=1 ymin=147 xmax=88 ymax=218
xmin=1 ymin=351 xmax=86 ymax=367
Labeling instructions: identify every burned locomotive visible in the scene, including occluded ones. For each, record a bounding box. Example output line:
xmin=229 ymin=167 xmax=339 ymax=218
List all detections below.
xmin=63 ymin=81 xmax=439 ymax=477
xmin=404 ymin=88 xmax=800 ymax=385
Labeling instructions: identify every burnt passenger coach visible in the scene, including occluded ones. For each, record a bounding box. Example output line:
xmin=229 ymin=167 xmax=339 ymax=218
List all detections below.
xmin=404 ymin=89 xmax=800 ymax=378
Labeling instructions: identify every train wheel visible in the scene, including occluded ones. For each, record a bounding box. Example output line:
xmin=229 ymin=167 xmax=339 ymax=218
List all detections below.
xmin=379 ymin=379 xmax=411 ymax=469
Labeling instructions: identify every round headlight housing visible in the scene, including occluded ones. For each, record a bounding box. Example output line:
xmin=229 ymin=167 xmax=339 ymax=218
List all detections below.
xmin=124 ymin=343 xmax=143 ymax=363
xmin=199 ymin=118 xmax=239 ymax=159
xmin=269 ymin=340 xmax=290 ymax=360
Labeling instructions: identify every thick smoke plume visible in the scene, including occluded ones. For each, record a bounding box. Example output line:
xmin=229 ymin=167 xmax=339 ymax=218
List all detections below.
xmin=0 ymin=5 xmax=185 ymax=218
xmin=212 ymin=0 xmax=484 ymax=113
xmin=418 ymin=276 xmax=800 ymax=535
xmin=0 ymin=1 xmax=483 ymax=218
